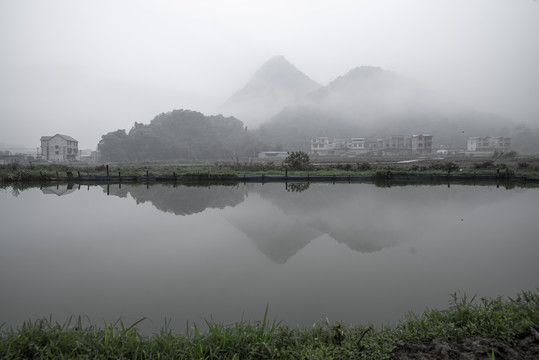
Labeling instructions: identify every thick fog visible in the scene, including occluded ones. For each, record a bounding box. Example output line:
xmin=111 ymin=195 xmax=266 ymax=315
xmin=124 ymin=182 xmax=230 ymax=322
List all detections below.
xmin=1 ymin=0 xmax=538 ymax=150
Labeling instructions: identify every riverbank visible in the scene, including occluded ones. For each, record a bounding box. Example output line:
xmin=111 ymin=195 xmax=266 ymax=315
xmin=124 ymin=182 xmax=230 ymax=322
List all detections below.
xmin=1 ymin=290 xmax=538 ymax=359
xmin=2 ymin=157 xmax=539 ymax=187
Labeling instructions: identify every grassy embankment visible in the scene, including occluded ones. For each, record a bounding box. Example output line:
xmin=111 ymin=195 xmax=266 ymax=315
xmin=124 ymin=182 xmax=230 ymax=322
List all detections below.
xmin=1 ymin=291 xmax=538 ymax=359
xmin=2 ymin=155 xmax=539 ymax=184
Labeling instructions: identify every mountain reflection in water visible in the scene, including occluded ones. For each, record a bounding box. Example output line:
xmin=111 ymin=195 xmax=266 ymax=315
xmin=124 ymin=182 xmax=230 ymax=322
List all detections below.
xmin=95 ymin=182 xmax=520 ymax=263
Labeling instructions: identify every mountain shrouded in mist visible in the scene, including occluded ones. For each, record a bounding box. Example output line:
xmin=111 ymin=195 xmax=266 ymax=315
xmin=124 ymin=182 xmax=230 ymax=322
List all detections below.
xmin=220 ymin=55 xmax=321 ymax=128
xmin=257 ymin=65 xmax=516 ymax=151
xmin=97 ymin=56 xmax=539 ymax=160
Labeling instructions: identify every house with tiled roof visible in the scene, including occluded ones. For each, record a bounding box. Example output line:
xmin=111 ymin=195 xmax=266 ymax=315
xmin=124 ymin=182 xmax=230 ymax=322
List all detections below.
xmin=40 ymin=134 xmax=78 ymax=162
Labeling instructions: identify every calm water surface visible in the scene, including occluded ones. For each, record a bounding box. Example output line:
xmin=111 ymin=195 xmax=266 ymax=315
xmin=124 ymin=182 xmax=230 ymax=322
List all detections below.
xmin=1 ymin=183 xmax=538 ymax=334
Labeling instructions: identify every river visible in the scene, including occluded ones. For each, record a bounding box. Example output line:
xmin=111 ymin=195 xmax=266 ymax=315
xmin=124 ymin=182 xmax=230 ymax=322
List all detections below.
xmin=1 ymin=182 xmax=538 ymax=335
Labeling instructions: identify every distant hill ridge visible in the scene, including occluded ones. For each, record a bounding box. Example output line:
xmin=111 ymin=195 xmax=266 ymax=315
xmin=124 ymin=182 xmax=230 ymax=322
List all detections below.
xmin=254 ymin=62 xmax=519 ymax=151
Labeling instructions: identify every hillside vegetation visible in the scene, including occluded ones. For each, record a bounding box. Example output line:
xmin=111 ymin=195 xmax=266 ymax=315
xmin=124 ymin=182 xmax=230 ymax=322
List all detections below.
xmin=97 ymin=110 xmax=261 ymax=162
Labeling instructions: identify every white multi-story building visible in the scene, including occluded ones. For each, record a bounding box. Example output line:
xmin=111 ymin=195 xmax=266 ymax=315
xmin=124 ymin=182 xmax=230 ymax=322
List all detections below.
xmin=311 ymin=134 xmax=434 ymax=156
xmin=311 ymin=137 xmax=352 ymax=155
xmin=348 ymin=138 xmax=366 ymax=150
xmin=40 ymin=134 xmax=78 ymax=162
xmin=384 ymin=135 xmax=405 ymax=150
xmin=311 ymin=137 xmax=330 ymax=153
xmin=409 ymin=134 xmax=433 ymax=155
xmin=467 ymin=136 xmax=511 ymax=152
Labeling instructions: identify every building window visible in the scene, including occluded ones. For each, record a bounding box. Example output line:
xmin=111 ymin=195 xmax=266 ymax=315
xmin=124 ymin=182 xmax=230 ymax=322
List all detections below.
xmin=55 ymin=151 xmax=59 ymax=155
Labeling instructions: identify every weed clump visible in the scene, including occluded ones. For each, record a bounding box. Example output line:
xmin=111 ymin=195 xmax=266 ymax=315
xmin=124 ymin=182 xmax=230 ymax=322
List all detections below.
xmin=474 ymin=160 xmax=496 ymax=169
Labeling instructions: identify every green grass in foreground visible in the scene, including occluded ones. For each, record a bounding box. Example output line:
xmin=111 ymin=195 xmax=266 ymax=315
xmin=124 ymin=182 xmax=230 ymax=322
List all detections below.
xmin=1 ymin=290 xmax=538 ymax=359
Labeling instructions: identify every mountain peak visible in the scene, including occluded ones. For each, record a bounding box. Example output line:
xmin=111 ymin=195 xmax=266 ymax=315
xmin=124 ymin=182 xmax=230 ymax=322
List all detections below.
xmin=221 ymin=56 xmax=320 ymax=127
xmin=248 ymin=55 xmax=319 ymax=90
xmin=255 ymin=55 xmax=293 ymax=72
xmin=265 ymin=54 xmax=288 ymax=64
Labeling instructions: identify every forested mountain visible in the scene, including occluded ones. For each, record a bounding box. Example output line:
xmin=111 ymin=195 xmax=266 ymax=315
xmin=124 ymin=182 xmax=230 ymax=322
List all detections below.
xmin=98 ymin=110 xmax=261 ymax=162
xmin=256 ymin=66 xmax=517 ymax=151
xmin=220 ymin=55 xmax=320 ymax=128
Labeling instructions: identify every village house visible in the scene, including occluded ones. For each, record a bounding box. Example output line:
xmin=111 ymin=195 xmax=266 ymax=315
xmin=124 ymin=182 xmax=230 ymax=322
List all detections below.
xmin=311 ymin=134 xmax=433 ymax=156
xmin=348 ymin=138 xmax=366 ymax=150
xmin=346 ymin=138 xmax=381 ymax=155
xmin=467 ymin=136 xmax=511 ymax=153
xmin=311 ymin=137 xmax=353 ymax=156
xmin=310 ymin=137 xmax=332 ymax=155
xmin=78 ymin=149 xmax=98 ymax=163
xmin=0 ymin=154 xmax=16 ymax=165
xmin=311 ymin=136 xmax=380 ymax=156
xmin=40 ymin=134 xmax=79 ymax=162
xmin=258 ymin=151 xmax=289 ymax=159
xmin=384 ymin=135 xmax=407 ymax=155
xmin=409 ymin=134 xmax=433 ymax=155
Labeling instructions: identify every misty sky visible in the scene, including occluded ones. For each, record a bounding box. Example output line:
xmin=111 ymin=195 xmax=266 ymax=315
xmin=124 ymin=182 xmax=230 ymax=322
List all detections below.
xmin=1 ymin=0 xmax=538 ymax=151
